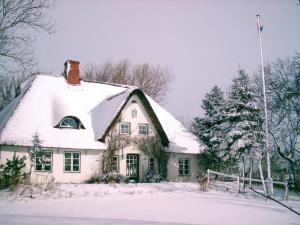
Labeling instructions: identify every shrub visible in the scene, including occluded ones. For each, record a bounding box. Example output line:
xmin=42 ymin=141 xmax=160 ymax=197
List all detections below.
xmin=143 ymin=171 xmax=167 ymax=183
xmin=0 ymin=154 xmax=28 ymax=190
xmin=85 ymin=173 xmax=129 ymax=184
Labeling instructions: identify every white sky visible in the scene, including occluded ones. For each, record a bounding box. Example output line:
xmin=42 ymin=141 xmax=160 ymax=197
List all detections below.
xmin=33 ymin=0 xmax=300 ymax=120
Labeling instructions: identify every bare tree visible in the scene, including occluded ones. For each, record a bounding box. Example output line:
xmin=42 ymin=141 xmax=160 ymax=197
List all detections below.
xmin=254 ymin=53 xmax=300 ymax=189
xmin=0 ymin=0 xmax=55 ymax=72
xmin=83 ymin=60 xmax=174 ymax=103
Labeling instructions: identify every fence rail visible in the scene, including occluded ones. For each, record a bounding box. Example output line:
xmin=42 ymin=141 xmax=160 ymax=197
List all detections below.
xmin=207 ymin=169 xmax=288 ymax=200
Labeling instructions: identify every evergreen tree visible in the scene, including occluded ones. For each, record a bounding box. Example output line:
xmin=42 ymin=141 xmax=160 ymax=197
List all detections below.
xmin=223 ymin=70 xmax=264 ymax=163
xmin=194 ymin=86 xmax=228 ymax=172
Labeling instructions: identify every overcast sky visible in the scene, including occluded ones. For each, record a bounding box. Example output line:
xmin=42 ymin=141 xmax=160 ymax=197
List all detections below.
xmin=33 ymin=0 xmax=300 ymax=121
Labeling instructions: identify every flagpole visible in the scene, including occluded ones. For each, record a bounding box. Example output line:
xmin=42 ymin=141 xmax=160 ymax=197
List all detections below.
xmin=256 ymin=14 xmax=273 ymax=196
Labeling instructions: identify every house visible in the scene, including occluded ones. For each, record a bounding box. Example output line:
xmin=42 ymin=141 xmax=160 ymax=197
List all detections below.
xmin=0 ymin=60 xmax=205 ymax=183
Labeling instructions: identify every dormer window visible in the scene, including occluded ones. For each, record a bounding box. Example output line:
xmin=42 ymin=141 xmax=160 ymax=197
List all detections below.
xmin=57 ymin=116 xmax=84 ymax=129
xmin=60 ymin=117 xmax=78 ymax=128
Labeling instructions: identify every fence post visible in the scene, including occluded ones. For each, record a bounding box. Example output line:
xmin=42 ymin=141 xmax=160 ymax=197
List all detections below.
xmin=237 ymin=176 xmax=240 ymax=193
xmin=284 ymin=181 xmax=289 ymax=201
xmin=207 ymin=169 xmax=210 ymax=186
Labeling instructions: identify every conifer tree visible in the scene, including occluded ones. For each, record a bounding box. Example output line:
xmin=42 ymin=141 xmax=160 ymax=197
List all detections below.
xmin=194 ymin=86 xmax=228 ymax=172
xmin=223 ymin=70 xmax=264 ymax=164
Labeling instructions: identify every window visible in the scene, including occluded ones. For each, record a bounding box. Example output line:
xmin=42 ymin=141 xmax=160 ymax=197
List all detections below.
xmin=35 ymin=151 xmax=52 ymax=172
xmin=112 ymin=156 xmax=119 ymax=172
xmin=64 ymin=152 xmax=80 ymax=172
xmin=149 ymin=157 xmax=155 ymax=172
xmin=132 ymin=109 xmax=137 ymax=118
xmin=139 ymin=124 xmax=148 ymax=135
xmin=178 ymin=158 xmax=190 ymax=176
xmin=60 ymin=117 xmax=78 ymax=129
xmin=120 ymin=122 xmax=131 ymax=134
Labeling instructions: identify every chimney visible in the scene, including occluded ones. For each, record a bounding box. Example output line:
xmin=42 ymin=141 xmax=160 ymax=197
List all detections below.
xmin=64 ymin=60 xmax=80 ymax=85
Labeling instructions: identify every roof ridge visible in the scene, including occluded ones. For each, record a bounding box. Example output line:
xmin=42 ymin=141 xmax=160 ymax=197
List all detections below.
xmin=81 ymin=78 xmax=136 ymax=89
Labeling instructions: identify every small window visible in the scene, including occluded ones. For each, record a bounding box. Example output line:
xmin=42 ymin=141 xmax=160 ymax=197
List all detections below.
xmin=35 ymin=151 xmax=52 ymax=172
xmin=112 ymin=156 xmax=119 ymax=172
xmin=139 ymin=124 xmax=148 ymax=135
xmin=149 ymin=157 xmax=155 ymax=172
xmin=132 ymin=109 xmax=137 ymax=118
xmin=178 ymin=158 xmax=190 ymax=176
xmin=120 ymin=122 xmax=131 ymax=134
xmin=64 ymin=152 xmax=80 ymax=172
xmin=131 ymin=100 xmax=137 ymax=104
xmin=60 ymin=117 xmax=78 ymax=129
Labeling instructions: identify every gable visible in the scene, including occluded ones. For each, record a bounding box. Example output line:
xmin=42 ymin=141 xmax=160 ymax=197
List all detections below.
xmin=96 ymin=89 xmax=169 ymax=146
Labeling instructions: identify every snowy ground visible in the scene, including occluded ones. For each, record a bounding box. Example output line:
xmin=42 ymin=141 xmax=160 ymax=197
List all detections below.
xmin=0 ymin=182 xmax=299 ymax=225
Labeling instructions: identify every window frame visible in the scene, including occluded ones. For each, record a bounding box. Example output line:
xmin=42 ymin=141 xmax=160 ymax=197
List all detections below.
xmin=131 ymin=109 xmax=137 ymax=118
xmin=178 ymin=158 xmax=190 ymax=176
xmin=111 ymin=156 xmax=119 ymax=173
xmin=120 ymin=122 xmax=131 ymax=135
xmin=35 ymin=150 xmax=53 ymax=173
xmin=148 ymin=157 xmax=155 ymax=173
xmin=138 ymin=123 xmax=149 ymax=135
xmin=64 ymin=151 xmax=81 ymax=173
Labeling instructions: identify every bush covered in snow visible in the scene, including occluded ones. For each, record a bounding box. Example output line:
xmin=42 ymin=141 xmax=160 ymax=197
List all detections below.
xmin=85 ymin=173 xmax=130 ymax=184
xmin=0 ymin=154 xmax=28 ymax=190
xmin=143 ymin=171 xmax=167 ymax=183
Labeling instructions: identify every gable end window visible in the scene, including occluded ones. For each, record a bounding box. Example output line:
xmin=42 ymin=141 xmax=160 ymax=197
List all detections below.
xmin=138 ymin=124 xmax=148 ymax=135
xmin=64 ymin=152 xmax=80 ymax=172
xmin=178 ymin=158 xmax=190 ymax=176
xmin=120 ymin=122 xmax=131 ymax=134
xmin=132 ymin=109 xmax=137 ymax=118
xmin=35 ymin=151 xmax=52 ymax=172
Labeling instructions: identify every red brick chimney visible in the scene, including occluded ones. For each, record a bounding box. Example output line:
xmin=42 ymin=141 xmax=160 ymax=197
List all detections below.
xmin=64 ymin=60 xmax=80 ymax=85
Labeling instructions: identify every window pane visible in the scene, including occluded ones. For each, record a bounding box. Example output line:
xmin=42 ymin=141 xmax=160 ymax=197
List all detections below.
xmin=44 ymin=164 xmax=51 ymax=171
xmin=73 ymin=153 xmax=79 ymax=158
xmin=65 ymin=153 xmax=71 ymax=158
xmin=65 ymin=158 xmax=71 ymax=165
xmin=73 ymin=159 xmax=79 ymax=165
xmin=65 ymin=165 xmax=71 ymax=171
xmin=73 ymin=165 xmax=79 ymax=171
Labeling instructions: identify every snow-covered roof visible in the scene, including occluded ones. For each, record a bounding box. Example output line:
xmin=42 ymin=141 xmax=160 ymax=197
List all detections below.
xmin=0 ymin=75 xmax=205 ymax=153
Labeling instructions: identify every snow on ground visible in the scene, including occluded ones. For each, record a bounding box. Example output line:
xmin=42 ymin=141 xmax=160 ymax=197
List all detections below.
xmin=0 ymin=182 xmax=299 ymax=225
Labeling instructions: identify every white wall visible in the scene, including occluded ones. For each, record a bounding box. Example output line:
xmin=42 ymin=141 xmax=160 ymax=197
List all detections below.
xmin=0 ymin=145 xmax=103 ymax=183
xmin=167 ymin=153 xmax=199 ymax=182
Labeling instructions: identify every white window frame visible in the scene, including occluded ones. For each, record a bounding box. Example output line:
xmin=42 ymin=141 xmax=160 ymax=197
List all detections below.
xmin=112 ymin=156 xmax=119 ymax=172
xmin=178 ymin=158 xmax=190 ymax=176
xmin=138 ymin=123 xmax=149 ymax=135
xmin=64 ymin=152 xmax=81 ymax=173
xmin=120 ymin=122 xmax=131 ymax=135
xmin=35 ymin=150 xmax=53 ymax=172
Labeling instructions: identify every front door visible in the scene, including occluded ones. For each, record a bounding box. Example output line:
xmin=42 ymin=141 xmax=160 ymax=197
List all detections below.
xmin=126 ymin=154 xmax=139 ymax=182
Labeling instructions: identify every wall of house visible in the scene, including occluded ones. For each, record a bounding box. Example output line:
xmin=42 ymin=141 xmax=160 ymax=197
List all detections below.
xmin=167 ymin=153 xmax=199 ymax=182
xmin=106 ymin=95 xmax=199 ymax=182
xmin=0 ymin=145 xmax=102 ymax=183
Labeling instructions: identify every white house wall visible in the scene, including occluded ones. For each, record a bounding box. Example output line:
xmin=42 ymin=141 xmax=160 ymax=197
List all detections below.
xmin=0 ymin=145 xmax=102 ymax=183
xmin=167 ymin=153 xmax=199 ymax=182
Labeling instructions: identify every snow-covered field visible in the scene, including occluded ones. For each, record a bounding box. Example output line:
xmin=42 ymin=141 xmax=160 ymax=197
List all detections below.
xmin=0 ymin=182 xmax=299 ymax=225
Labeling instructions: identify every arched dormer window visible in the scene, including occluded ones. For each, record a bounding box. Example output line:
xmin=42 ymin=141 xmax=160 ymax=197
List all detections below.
xmin=57 ymin=116 xmax=85 ymax=129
